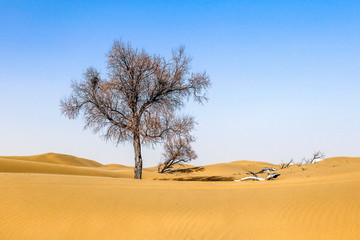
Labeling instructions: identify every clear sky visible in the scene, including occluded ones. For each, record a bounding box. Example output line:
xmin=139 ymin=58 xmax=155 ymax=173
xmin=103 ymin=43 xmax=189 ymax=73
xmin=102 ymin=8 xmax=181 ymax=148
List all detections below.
xmin=1 ymin=0 xmax=360 ymax=167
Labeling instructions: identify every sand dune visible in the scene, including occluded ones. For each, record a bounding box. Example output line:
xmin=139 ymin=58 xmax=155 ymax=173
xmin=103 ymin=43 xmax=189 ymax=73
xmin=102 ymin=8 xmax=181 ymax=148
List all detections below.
xmin=0 ymin=153 xmax=132 ymax=178
xmin=1 ymin=152 xmax=104 ymax=167
xmin=105 ymin=163 xmax=133 ymax=169
xmin=200 ymin=160 xmax=277 ymax=178
xmin=0 ymin=153 xmax=360 ymax=239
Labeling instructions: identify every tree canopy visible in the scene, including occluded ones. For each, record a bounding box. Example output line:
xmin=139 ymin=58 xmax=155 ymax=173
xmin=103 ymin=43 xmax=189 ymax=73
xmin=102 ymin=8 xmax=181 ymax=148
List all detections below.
xmin=61 ymin=40 xmax=210 ymax=179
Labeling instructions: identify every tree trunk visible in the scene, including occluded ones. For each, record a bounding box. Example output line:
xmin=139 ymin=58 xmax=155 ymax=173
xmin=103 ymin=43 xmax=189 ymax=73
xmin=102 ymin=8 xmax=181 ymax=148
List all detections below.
xmin=133 ymin=135 xmax=143 ymax=179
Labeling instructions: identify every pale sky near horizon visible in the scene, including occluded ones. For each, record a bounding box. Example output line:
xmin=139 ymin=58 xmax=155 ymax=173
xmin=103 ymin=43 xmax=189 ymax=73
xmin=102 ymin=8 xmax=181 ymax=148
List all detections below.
xmin=1 ymin=0 xmax=360 ymax=167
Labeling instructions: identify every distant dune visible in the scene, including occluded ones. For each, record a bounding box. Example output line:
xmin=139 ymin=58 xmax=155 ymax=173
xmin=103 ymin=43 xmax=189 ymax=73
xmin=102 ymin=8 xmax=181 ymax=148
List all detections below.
xmin=1 ymin=152 xmax=103 ymax=167
xmin=0 ymin=153 xmax=359 ymax=239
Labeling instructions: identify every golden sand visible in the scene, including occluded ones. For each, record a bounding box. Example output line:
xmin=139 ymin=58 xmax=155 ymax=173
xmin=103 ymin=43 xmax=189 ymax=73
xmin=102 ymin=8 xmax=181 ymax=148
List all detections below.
xmin=0 ymin=153 xmax=359 ymax=239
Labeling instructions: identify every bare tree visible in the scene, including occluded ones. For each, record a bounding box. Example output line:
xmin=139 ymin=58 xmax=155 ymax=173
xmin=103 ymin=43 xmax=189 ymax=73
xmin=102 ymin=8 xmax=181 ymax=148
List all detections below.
xmin=60 ymin=40 xmax=210 ymax=179
xmin=280 ymin=159 xmax=293 ymax=169
xmin=302 ymin=150 xmax=325 ymax=165
xmin=158 ymin=137 xmax=197 ymax=173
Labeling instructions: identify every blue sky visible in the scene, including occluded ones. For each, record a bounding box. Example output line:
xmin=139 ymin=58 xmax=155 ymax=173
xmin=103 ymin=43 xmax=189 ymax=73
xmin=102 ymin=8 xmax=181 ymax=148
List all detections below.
xmin=1 ymin=0 xmax=360 ymax=167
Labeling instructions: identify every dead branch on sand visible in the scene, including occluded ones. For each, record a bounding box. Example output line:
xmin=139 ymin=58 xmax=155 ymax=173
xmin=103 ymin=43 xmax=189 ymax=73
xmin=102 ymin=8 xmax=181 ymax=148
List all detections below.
xmin=234 ymin=167 xmax=280 ymax=181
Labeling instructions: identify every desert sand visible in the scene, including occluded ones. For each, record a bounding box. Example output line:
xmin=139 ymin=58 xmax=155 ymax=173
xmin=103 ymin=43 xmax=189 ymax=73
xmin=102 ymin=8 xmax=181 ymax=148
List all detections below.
xmin=0 ymin=153 xmax=360 ymax=240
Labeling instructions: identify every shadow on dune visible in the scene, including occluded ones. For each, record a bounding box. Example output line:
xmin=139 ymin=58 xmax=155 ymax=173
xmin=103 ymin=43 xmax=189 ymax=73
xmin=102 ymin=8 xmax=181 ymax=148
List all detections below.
xmin=155 ymin=176 xmax=235 ymax=181
xmin=166 ymin=166 xmax=205 ymax=174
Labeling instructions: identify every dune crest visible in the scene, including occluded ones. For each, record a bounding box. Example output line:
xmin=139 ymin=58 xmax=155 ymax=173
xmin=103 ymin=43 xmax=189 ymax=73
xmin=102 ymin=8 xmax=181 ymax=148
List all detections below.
xmin=0 ymin=152 xmax=103 ymax=167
